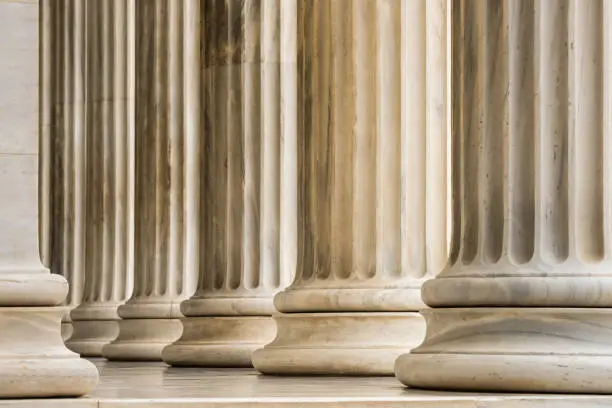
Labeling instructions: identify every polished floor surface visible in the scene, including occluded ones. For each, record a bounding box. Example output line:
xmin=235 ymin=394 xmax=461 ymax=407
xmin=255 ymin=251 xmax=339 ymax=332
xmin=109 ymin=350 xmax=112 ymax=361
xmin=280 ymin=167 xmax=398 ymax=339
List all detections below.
xmin=2 ymin=359 xmax=612 ymax=407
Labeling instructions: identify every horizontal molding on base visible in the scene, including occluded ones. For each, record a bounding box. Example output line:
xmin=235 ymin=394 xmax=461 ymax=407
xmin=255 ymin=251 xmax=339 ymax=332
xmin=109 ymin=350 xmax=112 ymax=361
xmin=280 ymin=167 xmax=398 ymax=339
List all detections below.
xmin=253 ymin=312 xmax=425 ymax=376
xmin=67 ymin=320 xmax=120 ymax=357
xmin=163 ymin=316 xmax=276 ymax=367
xmin=103 ymin=318 xmax=184 ymax=361
xmin=0 ymin=306 xmax=98 ymax=398
xmin=396 ymin=308 xmax=612 ymax=393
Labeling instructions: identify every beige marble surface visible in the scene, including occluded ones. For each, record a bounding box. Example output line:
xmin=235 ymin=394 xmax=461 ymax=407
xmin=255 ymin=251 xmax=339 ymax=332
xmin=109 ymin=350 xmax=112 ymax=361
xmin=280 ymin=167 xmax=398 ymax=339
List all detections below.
xmin=2 ymin=360 xmax=612 ymax=407
xmin=0 ymin=0 xmax=97 ymax=397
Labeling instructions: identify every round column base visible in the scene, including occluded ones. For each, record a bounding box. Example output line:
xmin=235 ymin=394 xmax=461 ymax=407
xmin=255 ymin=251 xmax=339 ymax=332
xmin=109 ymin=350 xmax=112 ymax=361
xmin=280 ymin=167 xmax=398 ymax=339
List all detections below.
xmin=67 ymin=320 xmax=120 ymax=356
xmin=163 ymin=316 xmax=276 ymax=367
xmin=103 ymin=318 xmax=183 ymax=361
xmin=61 ymin=321 xmax=73 ymax=341
xmin=395 ymin=308 xmax=612 ymax=393
xmin=0 ymin=306 xmax=98 ymax=397
xmin=252 ymin=312 xmax=425 ymax=376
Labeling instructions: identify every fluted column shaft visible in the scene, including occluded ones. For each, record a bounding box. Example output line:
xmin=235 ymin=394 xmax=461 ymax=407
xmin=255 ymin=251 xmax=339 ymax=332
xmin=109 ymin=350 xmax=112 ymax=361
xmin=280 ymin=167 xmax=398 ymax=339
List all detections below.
xmin=104 ymin=0 xmax=198 ymax=361
xmin=68 ymin=0 xmax=134 ymax=357
xmin=40 ymin=0 xmax=86 ymax=342
xmin=397 ymin=0 xmax=612 ymax=393
xmin=0 ymin=0 xmax=97 ymax=397
xmin=253 ymin=0 xmax=448 ymax=375
xmin=163 ymin=0 xmax=296 ymax=367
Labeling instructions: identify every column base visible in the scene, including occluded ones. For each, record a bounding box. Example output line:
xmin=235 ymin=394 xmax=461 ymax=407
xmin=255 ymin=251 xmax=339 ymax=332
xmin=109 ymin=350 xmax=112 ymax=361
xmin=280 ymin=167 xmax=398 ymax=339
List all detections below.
xmin=395 ymin=308 xmax=612 ymax=393
xmin=67 ymin=320 xmax=119 ymax=356
xmin=163 ymin=316 xmax=276 ymax=367
xmin=252 ymin=312 xmax=425 ymax=376
xmin=0 ymin=306 xmax=98 ymax=397
xmin=61 ymin=321 xmax=73 ymax=341
xmin=103 ymin=318 xmax=183 ymax=361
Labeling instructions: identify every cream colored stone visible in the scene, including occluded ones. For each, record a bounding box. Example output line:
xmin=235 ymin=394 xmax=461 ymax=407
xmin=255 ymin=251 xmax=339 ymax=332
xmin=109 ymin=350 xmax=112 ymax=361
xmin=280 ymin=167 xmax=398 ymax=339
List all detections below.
xmin=254 ymin=0 xmax=447 ymax=375
xmin=163 ymin=317 xmax=276 ymax=367
xmin=253 ymin=312 xmax=424 ymax=375
xmin=163 ymin=0 xmax=296 ymax=368
xmin=12 ymin=360 xmax=612 ymax=407
xmin=0 ymin=307 xmax=97 ymax=398
xmin=67 ymin=0 xmax=134 ymax=357
xmin=103 ymin=0 xmax=197 ymax=361
xmin=0 ymin=0 xmax=98 ymax=397
xmin=396 ymin=0 xmax=612 ymax=394
xmin=39 ymin=0 xmax=86 ymax=343
xmin=103 ymin=319 xmax=182 ymax=361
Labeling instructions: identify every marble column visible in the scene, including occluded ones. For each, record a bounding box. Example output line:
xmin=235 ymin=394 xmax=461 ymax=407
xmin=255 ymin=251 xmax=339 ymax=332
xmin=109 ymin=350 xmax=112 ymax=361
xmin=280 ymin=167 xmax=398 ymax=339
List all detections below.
xmin=163 ymin=0 xmax=297 ymax=367
xmin=40 ymin=0 xmax=86 ymax=342
xmin=0 ymin=0 xmax=97 ymax=397
xmin=103 ymin=0 xmax=198 ymax=361
xmin=396 ymin=0 xmax=612 ymax=394
xmin=67 ymin=0 xmax=134 ymax=357
xmin=253 ymin=0 xmax=448 ymax=375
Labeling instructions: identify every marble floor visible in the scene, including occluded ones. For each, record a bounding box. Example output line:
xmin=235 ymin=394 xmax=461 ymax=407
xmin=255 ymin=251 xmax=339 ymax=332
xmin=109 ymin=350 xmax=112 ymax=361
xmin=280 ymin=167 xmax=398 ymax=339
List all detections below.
xmin=3 ymin=359 xmax=612 ymax=407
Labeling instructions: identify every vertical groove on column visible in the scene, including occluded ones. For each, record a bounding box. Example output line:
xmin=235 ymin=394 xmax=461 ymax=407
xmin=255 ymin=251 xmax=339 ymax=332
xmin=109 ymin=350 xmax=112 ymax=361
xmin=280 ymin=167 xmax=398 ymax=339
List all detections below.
xmin=330 ymin=0 xmax=355 ymax=281
xmin=604 ymin=0 xmax=612 ymax=261
xmin=448 ymin=0 xmax=463 ymax=266
xmin=39 ymin=0 xmax=53 ymax=270
xmin=104 ymin=0 xmax=197 ymax=362
xmin=353 ymin=0 xmax=376 ymax=281
xmin=376 ymin=0 xmax=401 ymax=280
xmin=459 ymin=0 xmax=481 ymax=265
xmin=571 ymin=0 xmax=604 ymax=262
xmin=507 ymin=0 xmax=535 ymax=264
xmin=480 ymin=1 xmax=506 ymax=264
xmin=163 ymin=0 xmax=296 ymax=368
xmin=536 ymin=0 xmax=569 ymax=264
xmin=68 ymin=0 xmax=133 ymax=357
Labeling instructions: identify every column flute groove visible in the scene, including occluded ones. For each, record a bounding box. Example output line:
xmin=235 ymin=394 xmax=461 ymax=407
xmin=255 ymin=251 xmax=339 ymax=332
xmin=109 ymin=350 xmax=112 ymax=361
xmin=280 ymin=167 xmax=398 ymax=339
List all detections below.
xmin=253 ymin=0 xmax=448 ymax=375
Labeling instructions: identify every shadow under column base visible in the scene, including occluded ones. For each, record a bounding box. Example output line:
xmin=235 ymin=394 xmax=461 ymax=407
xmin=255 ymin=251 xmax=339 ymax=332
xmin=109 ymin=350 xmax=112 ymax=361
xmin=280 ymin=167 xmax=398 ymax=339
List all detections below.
xmin=162 ymin=316 xmax=276 ymax=367
xmin=252 ymin=312 xmax=425 ymax=376
xmin=0 ymin=306 xmax=99 ymax=398
xmin=395 ymin=307 xmax=612 ymax=393
xmin=103 ymin=318 xmax=183 ymax=361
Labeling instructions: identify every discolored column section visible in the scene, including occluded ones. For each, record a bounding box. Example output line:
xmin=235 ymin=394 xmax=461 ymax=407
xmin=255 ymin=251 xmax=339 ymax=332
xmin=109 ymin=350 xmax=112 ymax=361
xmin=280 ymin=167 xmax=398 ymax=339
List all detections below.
xmin=396 ymin=0 xmax=612 ymax=393
xmin=0 ymin=0 xmax=97 ymax=397
xmin=103 ymin=0 xmax=198 ymax=361
xmin=163 ymin=0 xmax=297 ymax=367
xmin=67 ymin=0 xmax=135 ymax=357
xmin=40 ymin=0 xmax=86 ymax=342
xmin=253 ymin=0 xmax=448 ymax=375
